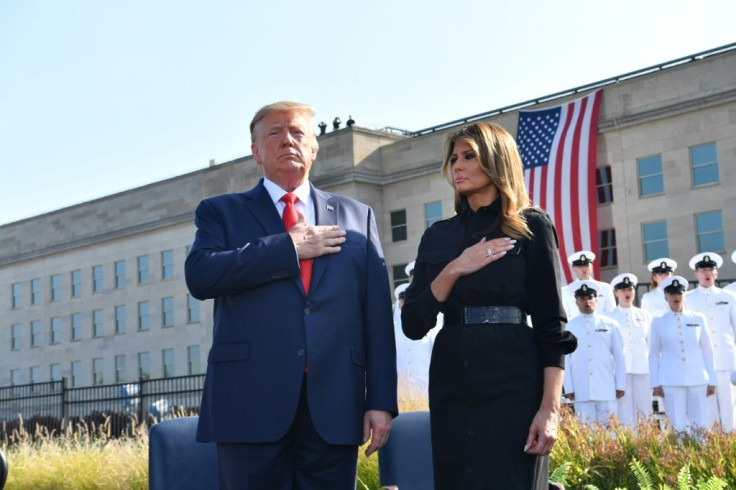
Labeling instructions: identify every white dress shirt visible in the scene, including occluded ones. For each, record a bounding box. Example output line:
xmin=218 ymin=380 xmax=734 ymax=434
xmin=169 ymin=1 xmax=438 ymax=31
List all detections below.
xmin=686 ymin=285 xmax=736 ymax=371
xmin=564 ymin=313 xmax=626 ymax=401
xmin=649 ymin=309 xmax=717 ymax=387
xmin=605 ymin=306 xmax=651 ymax=374
xmin=263 ymin=177 xmax=314 ymax=226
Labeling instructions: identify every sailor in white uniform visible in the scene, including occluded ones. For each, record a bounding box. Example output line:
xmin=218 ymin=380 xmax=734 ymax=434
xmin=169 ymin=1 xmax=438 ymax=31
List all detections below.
xmin=563 ymin=281 xmax=626 ymax=424
xmin=561 ymin=251 xmax=616 ymax=321
xmin=393 ymin=279 xmax=436 ymax=407
xmin=686 ymin=252 xmax=736 ymax=431
xmin=604 ymin=273 xmax=653 ymax=427
xmin=724 ymin=251 xmax=736 ymax=295
xmin=649 ymin=276 xmax=717 ymax=434
xmin=640 ymin=258 xmax=677 ymax=318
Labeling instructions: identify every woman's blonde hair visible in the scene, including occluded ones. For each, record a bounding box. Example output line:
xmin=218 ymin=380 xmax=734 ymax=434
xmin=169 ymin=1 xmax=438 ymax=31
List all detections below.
xmin=441 ymin=122 xmax=532 ymax=239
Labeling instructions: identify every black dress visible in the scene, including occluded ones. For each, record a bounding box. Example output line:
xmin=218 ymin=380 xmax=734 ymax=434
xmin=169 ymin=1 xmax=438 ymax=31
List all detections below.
xmin=402 ymin=198 xmax=577 ymax=490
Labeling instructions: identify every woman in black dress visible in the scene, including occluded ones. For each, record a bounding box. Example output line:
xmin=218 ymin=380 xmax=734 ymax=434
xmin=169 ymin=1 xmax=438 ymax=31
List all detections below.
xmin=402 ymin=122 xmax=577 ymax=489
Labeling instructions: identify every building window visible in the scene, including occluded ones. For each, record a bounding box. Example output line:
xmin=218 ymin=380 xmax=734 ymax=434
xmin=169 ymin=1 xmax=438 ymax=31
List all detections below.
xmin=596 ymin=166 xmax=613 ymax=204
xmin=50 ymin=274 xmax=61 ymax=302
xmin=92 ymin=358 xmax=104 ymax=385
xmin=50 ymin=364 xmax=62 ymax=382
xmin=691 ymin=142 xmax=719 ymax=187
xmin=637 ymin=155 xmax=664 ymax=197
xmin=92 ymin=309 xmax=104 ymax=337
xmin=71 ymin=361 xmax=81 ymax=388
xmin=162 ymin=348 xmax=175 ymax=378
xmin=11 ymin=283 xmax=22 ymax=309
xmin=71 ymin=270 xmax=82 ymax=297
xmin=50 ymin=316 xmax=62 ymax=344
xmin=92 ymin=265 xmax=104 ymax=293
xmin=393 ymin=264 xmax=409 ymax=289
xmin=31 ymin=278 xmax=41 ymax=305
xmin=31 ymin=320 xmax=41 ymax=347
xmin=31 ymin=366 xmax=41 ymax=392
xmin=71 ymin=313 xmax=82 ymax=341
xmin=390 ymin=210 xmax=407 ymax=242
xmin=11 ymin=369 xmax=21 ymax=386
xmin=187 ymin=294 xmax=200 ymax=323
xmin=187 ymin=345 xmax=201 ymax=375
xmin=11 ymin=324 xmax=22 ymax=350
xmin=425 ymin=201 xmax=443 ymax=228
xmin=138 ymin=352 xmax=151 ymax=380
xmin=115 ymin=305 xmax=126 ymax=334
xmin=114 ymin=260 xmax=126 ymax=289
xmin=161 ymin=250 xmax=174 ymax=280
xmin=138 ymin=301 xmax=150 ymax=331
xmin=137 ymin=255 xmax=149 ymax=284
xmin=695 ymin=210 xmax=725 ymax=253
xmin=30 ymin=366 xmax=41 ymax=387
xmin=642 ymin=220 xmax=669 ymax=262
xmin=162 ymin=297 xmax=174 ymax=327
xmin=115 ymin=355 xmax=126 ymax=383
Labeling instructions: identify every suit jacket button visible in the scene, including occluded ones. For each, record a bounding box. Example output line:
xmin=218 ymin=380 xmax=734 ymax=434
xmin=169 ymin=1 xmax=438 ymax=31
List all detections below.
xmin=297 ymin=349 xmax=305 ymax=357
xmin=304 ymin=308 xmax=310 ymax=315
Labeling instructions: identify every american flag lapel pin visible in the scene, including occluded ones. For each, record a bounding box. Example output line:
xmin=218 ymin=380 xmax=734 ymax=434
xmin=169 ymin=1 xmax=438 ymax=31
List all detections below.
xmin=326 ymin=204 xmax=334 ymax=212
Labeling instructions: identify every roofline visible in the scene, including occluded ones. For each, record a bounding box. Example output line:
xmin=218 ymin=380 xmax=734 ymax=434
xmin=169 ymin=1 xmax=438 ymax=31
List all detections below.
xmin=411 ymin=42 xmax=736 ymax=136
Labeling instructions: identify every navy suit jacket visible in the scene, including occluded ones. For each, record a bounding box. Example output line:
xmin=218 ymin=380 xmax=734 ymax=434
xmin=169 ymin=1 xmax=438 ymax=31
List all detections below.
xmin=185 ymin=179 xmax=397 ymax=445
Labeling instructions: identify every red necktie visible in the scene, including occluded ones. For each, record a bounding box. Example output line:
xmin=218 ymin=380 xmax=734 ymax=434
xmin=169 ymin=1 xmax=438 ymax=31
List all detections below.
xmin=280 ymin=193 xmax=313 ymax=295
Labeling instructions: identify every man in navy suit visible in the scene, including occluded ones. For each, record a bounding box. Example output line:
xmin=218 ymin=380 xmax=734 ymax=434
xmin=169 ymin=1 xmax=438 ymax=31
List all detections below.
xmin=185 ymin=101 xmax=397 ymax=489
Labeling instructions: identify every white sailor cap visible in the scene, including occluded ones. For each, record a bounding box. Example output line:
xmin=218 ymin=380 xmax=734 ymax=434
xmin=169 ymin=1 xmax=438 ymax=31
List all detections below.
xmin=660 ymin=275 xmax=689 ymax=294
xmin=573 ymin=280 xmax=599 ymax=297
xmin=394 ymin=283 xmax=409 ymax=301
xmin=404 ymin=261 xmax=416 ymax=277
xmin=611 ymin=273 xmax=638 ymax=290
xmin=647 ymin=257 xmax=677 ymax=274
xmin=689 ymin=252 xmax=723 ymax=270
xmin=568 ymin=251 xmax=595 ymax=266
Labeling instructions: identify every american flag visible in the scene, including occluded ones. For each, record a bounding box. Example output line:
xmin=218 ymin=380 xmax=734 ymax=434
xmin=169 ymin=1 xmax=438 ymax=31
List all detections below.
xmin=516 ymin=91 xmax=602 ymax=284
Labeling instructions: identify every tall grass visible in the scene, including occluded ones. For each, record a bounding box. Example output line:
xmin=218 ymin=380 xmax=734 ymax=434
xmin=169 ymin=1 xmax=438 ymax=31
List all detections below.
xmin=550 ymin=407 xmax=736 ymax=489
xmin=3 ymin=416 xmax=148 ymax=489
xmin=4 ymin=402 xmax=736 ymax=489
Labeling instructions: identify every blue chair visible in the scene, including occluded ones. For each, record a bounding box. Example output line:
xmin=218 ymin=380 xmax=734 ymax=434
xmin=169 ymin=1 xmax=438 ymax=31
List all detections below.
xmin=149 ymin=416 xmax=218 ymax=490
xmin=0 ymin=446 xmax=7 ymax=489
xmin=378 ymin=411 xmax=434 ymax=490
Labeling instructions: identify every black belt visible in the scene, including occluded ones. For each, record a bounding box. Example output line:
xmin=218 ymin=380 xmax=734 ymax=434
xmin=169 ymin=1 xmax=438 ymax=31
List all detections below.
xmin=461 ymin=306 xmax=528 ymax=326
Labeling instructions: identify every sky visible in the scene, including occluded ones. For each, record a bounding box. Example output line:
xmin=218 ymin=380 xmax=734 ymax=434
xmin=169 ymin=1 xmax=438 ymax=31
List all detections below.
xmin=1 ymin=1 xmax=734 ymax=226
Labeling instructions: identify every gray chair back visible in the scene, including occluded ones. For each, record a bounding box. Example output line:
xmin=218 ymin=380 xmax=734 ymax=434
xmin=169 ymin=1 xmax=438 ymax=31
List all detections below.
xmin=148 ymin=416 xmax=218 ymax=490
xmin=378 ymin=411 xmax=434 ymax=490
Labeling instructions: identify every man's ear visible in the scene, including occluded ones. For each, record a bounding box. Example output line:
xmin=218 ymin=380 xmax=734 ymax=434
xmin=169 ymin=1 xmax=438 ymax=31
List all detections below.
xmin=251 ymin=142 xmax=262 ymax=166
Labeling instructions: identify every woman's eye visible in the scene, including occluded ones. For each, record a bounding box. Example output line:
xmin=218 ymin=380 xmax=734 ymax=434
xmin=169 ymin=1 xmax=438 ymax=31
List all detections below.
xmin=464 ymin=152 xmax=475 ymax=160
xmin=449 ymin=156 xmax=457 ymax=164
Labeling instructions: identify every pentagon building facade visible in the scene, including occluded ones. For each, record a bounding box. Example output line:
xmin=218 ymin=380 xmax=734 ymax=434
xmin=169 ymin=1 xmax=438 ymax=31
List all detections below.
xmin=2 ymin=46 xmax=735 ymax=387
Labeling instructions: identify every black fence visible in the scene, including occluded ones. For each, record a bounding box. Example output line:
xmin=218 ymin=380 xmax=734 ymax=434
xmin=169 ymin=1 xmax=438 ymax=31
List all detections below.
xmin=0 ymin=374 xmax=204 ymax=440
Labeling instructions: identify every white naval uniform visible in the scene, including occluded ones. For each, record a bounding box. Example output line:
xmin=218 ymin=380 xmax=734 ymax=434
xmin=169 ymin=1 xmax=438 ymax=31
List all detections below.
xmin=564 ymin=313 xmax=626 ymax=423
xmin=649 ymin=310 xmax=717 ymax=433
xmin=686 ymin=285 xmax=736 ymax=431
xmin=724 ymin=282 xmax=736 ymax=294
xmin=605 ymin=306 xmax=653 ymax=426
xmin=640 ymin=287 xmax=669 ymax=319
xmin=393 ymin=306 xmax=438 ymax=405
xmin=561 ymin=279 xmax=616 ymax=320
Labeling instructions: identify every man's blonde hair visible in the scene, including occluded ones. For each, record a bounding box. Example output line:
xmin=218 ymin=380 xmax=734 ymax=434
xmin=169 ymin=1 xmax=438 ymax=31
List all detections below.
xmin=250 ymin=101 xmax=316 ymax=142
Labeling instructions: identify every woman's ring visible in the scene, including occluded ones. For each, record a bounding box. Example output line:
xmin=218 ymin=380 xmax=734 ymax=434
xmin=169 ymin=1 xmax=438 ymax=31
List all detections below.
xmin=486 ymin=248 xmax=494 ymax=257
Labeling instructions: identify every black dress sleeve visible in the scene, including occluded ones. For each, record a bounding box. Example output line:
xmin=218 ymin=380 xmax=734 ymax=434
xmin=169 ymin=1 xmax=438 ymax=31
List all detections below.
xmin=524 ymin=209 xmax=577 ymax=368
xmin=401 ymin=226 xmax=451 ymax=340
